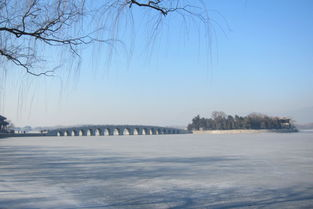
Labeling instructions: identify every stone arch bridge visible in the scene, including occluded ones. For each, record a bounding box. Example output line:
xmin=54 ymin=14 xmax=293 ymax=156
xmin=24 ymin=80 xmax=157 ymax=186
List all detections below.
xmin=47 ymin=125 xmax=189 ymax=137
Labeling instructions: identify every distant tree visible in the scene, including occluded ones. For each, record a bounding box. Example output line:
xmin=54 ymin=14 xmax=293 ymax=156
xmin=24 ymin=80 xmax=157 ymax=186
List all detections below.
xmin=211 ymin=111 xmax=227 ymax=120
xmin=234 ymin=115 xmax=240 ymax=129
xmin=199 ymin=117 xmax=207 ymax=130
xmin=211 ymin=111 xmax=226 ymax=130
xmin=187 ymin=123 xmax=193 ymax=131
xmin=207 ymin=118 xmax=214 ymax=130
xmin=188 ymin=115 xmax=201 ymax=131
xmin=226 ymin=115 xmax=235 ymax=129
xmin=22 ymin=126 xmax=32 ymax=133
xmin=187 ymin=111 xmax=295 ymax=131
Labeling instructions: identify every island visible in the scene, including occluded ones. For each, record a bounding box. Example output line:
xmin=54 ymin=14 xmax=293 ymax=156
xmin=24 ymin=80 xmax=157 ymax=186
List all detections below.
xmin=187 ymin=111 xmax=298 ymax=133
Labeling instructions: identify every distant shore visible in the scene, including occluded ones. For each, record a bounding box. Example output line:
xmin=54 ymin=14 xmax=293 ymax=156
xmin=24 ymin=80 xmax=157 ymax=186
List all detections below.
xmin=0 ymin=133 xmax=46 ymax=138
xmin=192 ymin=129 xmax=298 ymax=134
xmin=0 ymin=129 xmax=299 ymax=138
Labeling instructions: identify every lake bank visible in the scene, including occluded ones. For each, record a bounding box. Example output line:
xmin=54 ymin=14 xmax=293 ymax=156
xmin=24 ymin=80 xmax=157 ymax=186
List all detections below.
xmin=0 ymin=129 xmax=298 ymax=139
xmin=0 ymin=133 xmax=46 ymax=138
xmin=193 ymin=129 xmax=298 ymax=134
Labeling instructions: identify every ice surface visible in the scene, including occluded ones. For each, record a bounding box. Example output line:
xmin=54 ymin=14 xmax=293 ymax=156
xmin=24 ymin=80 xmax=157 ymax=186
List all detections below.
xmin=1 ymin=132 xmax=313 ymax=208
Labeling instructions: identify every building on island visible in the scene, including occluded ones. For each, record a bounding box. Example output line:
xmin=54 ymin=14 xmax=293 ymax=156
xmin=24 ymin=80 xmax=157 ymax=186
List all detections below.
xmin=0 ymin=115 xmax=9 ymax=133
xmin=279 ymin=118 xmax=292 ymax=129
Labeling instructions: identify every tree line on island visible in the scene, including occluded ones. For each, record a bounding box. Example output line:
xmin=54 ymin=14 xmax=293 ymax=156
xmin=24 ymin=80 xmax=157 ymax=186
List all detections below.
xmin=187 ymin=111 xmax=296 ymax=131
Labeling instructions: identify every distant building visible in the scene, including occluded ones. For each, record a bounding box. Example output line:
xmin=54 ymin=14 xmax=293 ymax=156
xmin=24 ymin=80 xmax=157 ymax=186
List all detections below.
xmin=279 ymin=118 xmax=291 ymax=129
xmin=0 ymin=115 xmax=9 ymax=133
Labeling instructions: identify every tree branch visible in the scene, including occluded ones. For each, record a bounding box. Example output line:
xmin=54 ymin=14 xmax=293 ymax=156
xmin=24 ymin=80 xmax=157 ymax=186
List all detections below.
xmin=129 ymin=0 xmax=170 ymax=15
xmin=0 ymin=0 xmax=210 ymax=77
xmin=0 ymin=48 xmax=54 ymax=76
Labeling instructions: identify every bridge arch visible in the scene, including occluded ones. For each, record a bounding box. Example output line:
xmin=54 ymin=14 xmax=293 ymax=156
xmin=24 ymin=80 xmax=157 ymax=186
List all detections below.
xmin=103 ymin=128 xmax=110 ymax=136
xmin=147 ymin=128 xmax=153 ymax=135
xmin=95 ymin=128 xmax=102 ymax=136
xmin=79 ymin=129 xmax=85 ymax=136
xmin=157 ymin=129 xmax=162 ymax=135
xmin=133 ymin=128 xmax=139 ymax=135
xmin=71 ymin=130 xmax=78 ymax=136
xmin=64 ymin=130 xmax=70 ymax=136
xmin=151 ymin=128 xmax=156 ymax=135
xmin=142 ymin=128 xmax=147 ymax=135
xmin=57 ymin=131 xmax=63 ymax=136
xmin=113 ymin=128 xmax=122 ymax=136
xmin=123 ymin=128 xmax=131 ymax=135
xmin=162 ymin=129 xmax=166 ymax=134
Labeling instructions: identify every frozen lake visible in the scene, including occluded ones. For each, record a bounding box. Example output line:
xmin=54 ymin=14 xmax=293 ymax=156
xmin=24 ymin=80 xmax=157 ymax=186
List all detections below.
xmin=1 ymin=132 xmax=313 ymax=208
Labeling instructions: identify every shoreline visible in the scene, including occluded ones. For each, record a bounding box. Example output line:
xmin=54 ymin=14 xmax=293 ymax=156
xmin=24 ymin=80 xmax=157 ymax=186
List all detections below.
xmin=1 ymin=129 xmax=298 ymax=138
xmin=0 ymin=133 xmax=46 ymax=138
xmin=192 ymin=129 xmax=298 ymax=134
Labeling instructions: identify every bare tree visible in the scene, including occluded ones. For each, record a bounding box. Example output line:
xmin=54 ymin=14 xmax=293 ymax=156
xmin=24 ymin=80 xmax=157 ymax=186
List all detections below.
xmin=0 ymin=0 xmax=209 ymax=76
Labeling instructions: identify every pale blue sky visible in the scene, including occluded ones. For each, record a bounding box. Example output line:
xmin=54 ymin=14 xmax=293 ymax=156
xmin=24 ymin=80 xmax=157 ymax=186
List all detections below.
xmin=1 ymin=0 xmax=313 ymax=127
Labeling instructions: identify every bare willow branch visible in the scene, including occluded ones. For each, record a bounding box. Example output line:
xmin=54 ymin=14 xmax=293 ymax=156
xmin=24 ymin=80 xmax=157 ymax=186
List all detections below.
xmin=0 ymin=0 xmax=210 ymax=76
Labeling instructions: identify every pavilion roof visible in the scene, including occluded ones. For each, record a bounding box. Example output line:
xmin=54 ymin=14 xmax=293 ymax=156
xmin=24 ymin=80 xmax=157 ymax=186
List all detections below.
xmin=0 ymin=115 xmax=7 ymax=120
